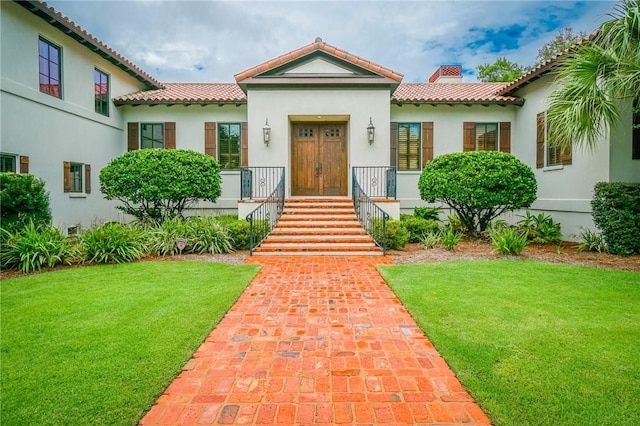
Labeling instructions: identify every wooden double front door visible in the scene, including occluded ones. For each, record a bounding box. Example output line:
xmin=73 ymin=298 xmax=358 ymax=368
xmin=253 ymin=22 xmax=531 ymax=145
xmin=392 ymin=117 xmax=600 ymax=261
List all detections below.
xmin=291 ymin=123 xmax=347 ymax=196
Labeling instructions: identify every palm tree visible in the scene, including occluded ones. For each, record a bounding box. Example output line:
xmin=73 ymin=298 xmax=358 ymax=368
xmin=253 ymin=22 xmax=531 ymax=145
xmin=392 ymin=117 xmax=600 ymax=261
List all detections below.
xmin=546 ymin=0 xmax=639 ymax=149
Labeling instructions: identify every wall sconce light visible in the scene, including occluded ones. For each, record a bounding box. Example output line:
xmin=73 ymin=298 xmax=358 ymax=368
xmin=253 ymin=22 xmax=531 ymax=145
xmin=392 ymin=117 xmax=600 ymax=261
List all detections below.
xmin=263 ymin=119 xmax=271 ymax=146
xmin=367 ymin=117 xmax=375 ymax=144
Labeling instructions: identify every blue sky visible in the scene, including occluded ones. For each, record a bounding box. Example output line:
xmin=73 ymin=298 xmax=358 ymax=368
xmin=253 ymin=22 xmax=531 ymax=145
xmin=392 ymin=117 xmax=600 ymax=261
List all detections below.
xmin=47 ymin=0 xmax=615 ymax=83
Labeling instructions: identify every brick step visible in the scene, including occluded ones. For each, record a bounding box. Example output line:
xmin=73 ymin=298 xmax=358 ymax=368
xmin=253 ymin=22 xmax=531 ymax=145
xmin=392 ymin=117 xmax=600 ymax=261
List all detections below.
xmin=254 ymin=244 xmax=381 ymax=253
xmin=263 ymin=235 xmax=374 ymax=244
xmin=285 ymin=198 xmax=352 ymax=203
xmin=270 ymin=228 xmax=367 ymax=236
xmin=275 ymin=222 xmax=362 ymax=229
xmin=252 ymin=250 xmax=383 ymax=256
xmin=283 ymin=208 xmax=355 ymax=215
xmin=279 ymin=215 xmax=357 ymax=221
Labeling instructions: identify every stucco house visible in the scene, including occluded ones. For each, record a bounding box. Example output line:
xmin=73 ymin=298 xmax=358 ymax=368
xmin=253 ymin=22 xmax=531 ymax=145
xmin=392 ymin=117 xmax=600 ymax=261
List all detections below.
xmin=2 ymin=0 xmax=638 ymax=245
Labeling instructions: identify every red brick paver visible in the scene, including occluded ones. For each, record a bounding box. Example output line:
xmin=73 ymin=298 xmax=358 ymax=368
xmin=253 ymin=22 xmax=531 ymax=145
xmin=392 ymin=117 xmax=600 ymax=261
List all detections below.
xmin=139 ymin=256 xmax=491 ymax=425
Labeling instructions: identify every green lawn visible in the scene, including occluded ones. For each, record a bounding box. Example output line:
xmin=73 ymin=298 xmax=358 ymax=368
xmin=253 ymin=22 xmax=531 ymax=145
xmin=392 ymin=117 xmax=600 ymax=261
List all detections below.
xmin=1 ymin=261 xmax=260 ymax=425
xmin=379 ymin=260 xmax=640 ymax=426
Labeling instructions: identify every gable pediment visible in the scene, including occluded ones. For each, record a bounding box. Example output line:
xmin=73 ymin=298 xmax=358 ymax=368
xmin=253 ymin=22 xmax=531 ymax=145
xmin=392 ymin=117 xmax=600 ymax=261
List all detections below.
xmin=234 ymin=39 xmax=403 ymax=91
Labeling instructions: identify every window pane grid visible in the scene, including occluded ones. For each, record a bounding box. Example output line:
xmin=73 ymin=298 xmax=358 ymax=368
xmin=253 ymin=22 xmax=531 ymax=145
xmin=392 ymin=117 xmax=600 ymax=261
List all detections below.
xmin=1 ymin=155 xmax=17 ymax=173
xmin=398 ymin=123 xmax=420 ymax=171
xmin=218 ymin=123 xmax=241 ymax=169
xmin=475 ymin=123 xmax=498 ymax=151
xmin=141 ymin=123 xmax=164 ymax=149
xmin=70 ymin=163 xmax=83 ymax=193
xmin=38 ymin=38 xmax=61 ymax=98
xmin=94 ymin=69 xmax=109 ymax=116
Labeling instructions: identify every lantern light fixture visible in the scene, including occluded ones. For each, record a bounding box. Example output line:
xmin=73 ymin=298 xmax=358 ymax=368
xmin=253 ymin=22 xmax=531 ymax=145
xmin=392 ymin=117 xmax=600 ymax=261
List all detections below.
xmin=367 ymin=117 xmax=375 ymax=144
xmin=262 ymin=119 xmax=271 ymax=146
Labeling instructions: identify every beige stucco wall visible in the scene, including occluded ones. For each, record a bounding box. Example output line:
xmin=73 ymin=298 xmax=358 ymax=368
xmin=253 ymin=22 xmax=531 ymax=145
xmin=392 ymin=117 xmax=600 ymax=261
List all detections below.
xmin=247 ymin=87 xmax=391 ymax=197
xmin=1 ymin=1 xmax=148 ymax=231
xmin=609 ymin=99 xmax=640 ymax=182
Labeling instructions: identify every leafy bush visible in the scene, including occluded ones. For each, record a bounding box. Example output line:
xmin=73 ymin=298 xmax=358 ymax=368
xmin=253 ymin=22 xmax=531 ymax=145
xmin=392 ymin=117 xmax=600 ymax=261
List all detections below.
xmin=0 ymin=173 xmax=52 ymax=233
xmin=78 ymin=222 xmax=146 ymax=264
xmin=413 ymin=207 xmax=442 ymax=221
xmin=400 ymin=215 xmax=440 ymax=242
xmin=420 ymin=231 xmax=442 ymax=249
xmin=445 ymin=214 xmax=467 ymax=234
xmin=576 ymin=228 xmax=607 ymax=253
xmin=371 ymin=218 xmax=410 ymax=250
xmin=491 ymin=227 xmax=528 ymax=255
xmin=99 ymin=149 xmax=222 ymax=223
xmin=591 ymin=182 xmax=640 ymax=256
xmin=147 ymin=216 xmax=232 ymax=256
xmin=418 ymin=151 xmax=537 ymax=234
xmin=441 ymin=228 xmax=462 ymax=251
xmin=217 ymin=215 xmax=250 ymax=250
xmin=517 ymin=211 xmax=562 ymax=243
xmin=1 ymin=223 xmax=74 ymax=272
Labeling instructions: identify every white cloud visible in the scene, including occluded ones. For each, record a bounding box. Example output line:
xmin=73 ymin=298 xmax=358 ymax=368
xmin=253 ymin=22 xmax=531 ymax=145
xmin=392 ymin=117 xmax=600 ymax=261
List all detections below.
xmin=48 ymin=0 xmax=615 ymax=83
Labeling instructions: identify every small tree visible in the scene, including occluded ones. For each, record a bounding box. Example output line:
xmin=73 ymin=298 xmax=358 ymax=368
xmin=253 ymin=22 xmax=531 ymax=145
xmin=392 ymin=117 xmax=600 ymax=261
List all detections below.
xmin=99 ymin=149 xmax=222 ymax=223
xmin=418 ymin=151 xmax=537 ymax=234
xmin=536 ymin=27 xmax=587 ymax=64
xmin=476 ymin=57 xmax=525 ymax=82
xmin=0 ymin=173 xmax=52 ymax=232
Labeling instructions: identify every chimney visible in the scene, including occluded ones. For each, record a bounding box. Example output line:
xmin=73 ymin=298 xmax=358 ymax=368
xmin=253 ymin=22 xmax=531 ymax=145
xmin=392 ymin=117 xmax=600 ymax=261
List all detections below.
xmin=428 ymin=65 xmax=462 ymax=83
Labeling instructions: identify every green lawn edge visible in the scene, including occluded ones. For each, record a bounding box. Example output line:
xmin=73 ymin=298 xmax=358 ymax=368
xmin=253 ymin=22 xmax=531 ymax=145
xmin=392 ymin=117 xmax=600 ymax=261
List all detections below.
xmin=378 ymin=259 xmax=640 ymax=426
xmin=1 ymin=261 xmax=260 ymax=425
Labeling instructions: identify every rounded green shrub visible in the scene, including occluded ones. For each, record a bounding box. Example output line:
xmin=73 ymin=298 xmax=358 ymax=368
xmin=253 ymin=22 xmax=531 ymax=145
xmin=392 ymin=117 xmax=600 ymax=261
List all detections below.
xmin=99 ymin=149 xmax=222 ymax=223
xmin=418 ymin=151 xmax=537 ymax=234
xmin=591 ymin=182 xmax=640 ymax=255
xmin=216 ymin=215 xmax=250 ymax=250
xmin=0 ymin=173 xmax=51 ymax=233
xmin=371 ymin=219 xmax=409 ymax=250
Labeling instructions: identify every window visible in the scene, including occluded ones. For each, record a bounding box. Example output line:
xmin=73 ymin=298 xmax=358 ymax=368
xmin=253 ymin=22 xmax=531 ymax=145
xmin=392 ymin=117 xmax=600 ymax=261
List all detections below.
xmin=69 ymin=163 xmax=83 ymax=193
xmin=94 ymin=69 xmax=109 ymax=116
xmin=218 ymin=123 xmax=241 ymax=169
xmin=475 ymin=123 xmax=498 ymax=151
xmin=141 ymin=123 xmax=164 ymax=149
xmin=463 ymin=122 xmax=510 ymax=153
xmin=536 ymin=112 xmax=571 ymax=168
xmin=39 ymin=37 xmax=61 ymax=98
xmin=63 ymin=162 xmax=91 ymax=194
xmin=397 ymin=123 xmax=421 ymax=171
xmin=1 ymin=154 xmax=17 ymax=173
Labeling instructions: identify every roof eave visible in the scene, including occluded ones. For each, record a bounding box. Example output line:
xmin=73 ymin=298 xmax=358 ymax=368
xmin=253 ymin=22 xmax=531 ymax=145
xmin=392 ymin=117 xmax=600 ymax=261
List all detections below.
xmin=237 ymin=76 xmax=401 ymax=92
xmin=391 ymin=98 xmax=524 ymax=107
xmin=113 ymin=99 xmax=247 ymax=107
xmin=15 ymin=0 xmax=163 ymax=90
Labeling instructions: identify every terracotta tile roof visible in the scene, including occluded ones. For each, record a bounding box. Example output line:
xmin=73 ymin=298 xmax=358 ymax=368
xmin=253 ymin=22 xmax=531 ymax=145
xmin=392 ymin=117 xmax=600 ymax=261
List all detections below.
xmin=393 ymin=83 xmax=523 ymax=105
xmin=498 ymin=33 xmax=595 ymax=95
xmin=15 ymin=0 xmax=162 ymax=89
xmin=234 ymin=38 xmax=403 ymax=83
xmin=113 ymin=83 xmax=246 ymax=105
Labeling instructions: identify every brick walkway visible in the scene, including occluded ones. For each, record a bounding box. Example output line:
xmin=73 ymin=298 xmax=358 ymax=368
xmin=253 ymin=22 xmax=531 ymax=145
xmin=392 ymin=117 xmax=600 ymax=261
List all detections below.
xmin=140 ymin=256 xmax=491 ymax=425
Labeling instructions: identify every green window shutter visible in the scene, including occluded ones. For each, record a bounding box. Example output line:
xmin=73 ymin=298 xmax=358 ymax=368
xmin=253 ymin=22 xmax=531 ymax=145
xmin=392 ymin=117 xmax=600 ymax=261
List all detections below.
xmin=421 ymin=122 xmax=433 ymax=166
xmin=390 ymin=122 xmax=398 ymax=167
xmin=127 ymin=122 xmax=139 ymax=151
xmin=164 ymin=122 xmax=176 ymax=149
xmin=463 ymin=122 xmax=475 ymax=151
xmin=499 ymin=122 xmax=511 ymax=153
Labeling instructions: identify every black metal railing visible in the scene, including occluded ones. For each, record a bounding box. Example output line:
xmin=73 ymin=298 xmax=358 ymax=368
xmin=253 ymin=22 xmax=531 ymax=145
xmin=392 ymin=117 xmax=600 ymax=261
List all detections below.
xmin=240 ymin=167 xmax=285 ymax=200
xmin=352 ymin=169 xmax=390 ymax=254
xmin=246 ymin=168 xmax=285 ymax=254
xmin=351 ymin=167 xmax=397 ymax=199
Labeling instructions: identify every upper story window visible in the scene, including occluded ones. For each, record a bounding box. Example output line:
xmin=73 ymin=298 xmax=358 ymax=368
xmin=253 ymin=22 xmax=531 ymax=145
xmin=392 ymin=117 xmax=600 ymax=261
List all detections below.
xmin=38 ymin=37 xmax=61 ymax=98
xmin=397 ymin=123 xmax=421 ymax=171
xmin=94 ymin=69 xmax=109 ymax=116
xmin=1 ymin=154 xmax=17 ymax=173
xmin=141 ymin=123 xmax=164 ymax=149
xmin=218 ymin=123 xmax=241 ymax=169
xmin=475 ymin=123 xmax=498 ymax=151
xmin=536 ymin=112 xmax=571 ymax=168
